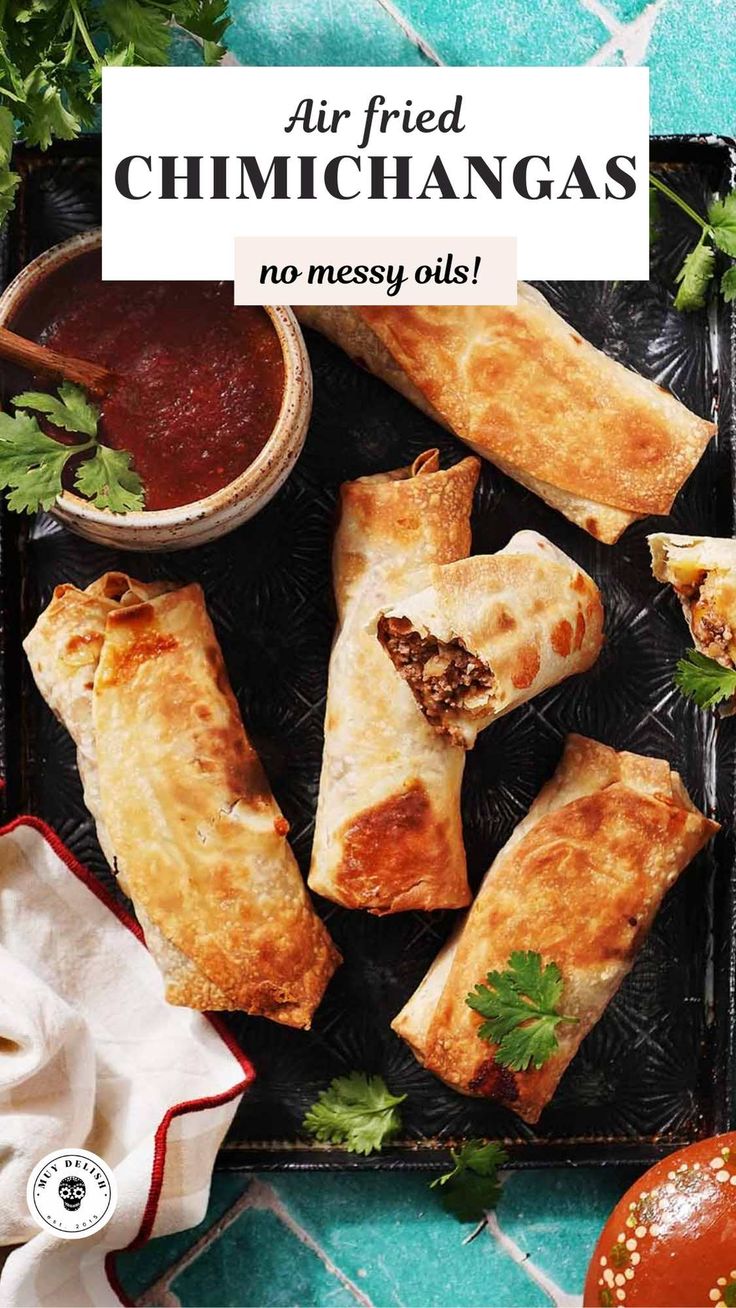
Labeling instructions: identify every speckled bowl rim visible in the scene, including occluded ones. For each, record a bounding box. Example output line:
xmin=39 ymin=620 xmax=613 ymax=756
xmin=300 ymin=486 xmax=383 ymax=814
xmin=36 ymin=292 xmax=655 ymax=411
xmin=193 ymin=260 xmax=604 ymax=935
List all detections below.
xmin=0 ymin=229 xmax=311 ymax=529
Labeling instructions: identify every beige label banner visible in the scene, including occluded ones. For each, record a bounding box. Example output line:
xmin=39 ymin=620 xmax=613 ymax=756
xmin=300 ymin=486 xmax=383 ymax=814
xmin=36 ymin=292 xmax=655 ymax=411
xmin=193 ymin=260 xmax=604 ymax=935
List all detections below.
xmin=234 ymin=236 xmax=517 ymax=305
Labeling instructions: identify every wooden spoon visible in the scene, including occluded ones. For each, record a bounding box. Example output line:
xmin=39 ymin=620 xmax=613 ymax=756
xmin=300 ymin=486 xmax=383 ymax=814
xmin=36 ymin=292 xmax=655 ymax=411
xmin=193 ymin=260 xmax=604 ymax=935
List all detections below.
xmin=0 ymin=325 xmax=117 ymax=398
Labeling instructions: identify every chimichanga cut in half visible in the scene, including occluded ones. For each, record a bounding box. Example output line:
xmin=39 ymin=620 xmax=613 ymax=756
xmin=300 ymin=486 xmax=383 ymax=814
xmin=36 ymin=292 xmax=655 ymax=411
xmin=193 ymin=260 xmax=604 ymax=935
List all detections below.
xmin=24 ymin=572 xmax=340 ymax=1027
xmin=309 ymin=450 xmax=480 ymax=914
xmin=377 ymin=531 xmax=604 ymax=747
xmin=649 ymin=532 xmax=736 ymax=678
xmin=296 ymin=291 xmax=715 ymax=544
xmin=392 ymin=735 xmax=718 ymax=1124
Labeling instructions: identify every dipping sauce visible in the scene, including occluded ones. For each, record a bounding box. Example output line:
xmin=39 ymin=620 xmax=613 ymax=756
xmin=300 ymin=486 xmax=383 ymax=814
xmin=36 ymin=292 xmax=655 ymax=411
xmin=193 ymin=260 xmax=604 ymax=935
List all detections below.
xmin=13 ymin=251 xmax=285 ymax=511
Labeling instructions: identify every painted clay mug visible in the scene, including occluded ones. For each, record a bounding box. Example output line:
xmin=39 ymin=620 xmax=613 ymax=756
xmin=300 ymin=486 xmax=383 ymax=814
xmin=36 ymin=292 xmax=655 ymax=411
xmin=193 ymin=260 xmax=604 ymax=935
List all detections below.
xmin=584 ymin=1132 xmax=736 ymax=1308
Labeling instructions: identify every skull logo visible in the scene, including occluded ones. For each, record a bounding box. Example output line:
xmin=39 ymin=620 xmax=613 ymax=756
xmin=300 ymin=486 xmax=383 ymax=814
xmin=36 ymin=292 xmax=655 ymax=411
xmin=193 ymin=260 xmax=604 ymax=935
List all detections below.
xmin=58 ymin=1176 xmax=86 ymax=1212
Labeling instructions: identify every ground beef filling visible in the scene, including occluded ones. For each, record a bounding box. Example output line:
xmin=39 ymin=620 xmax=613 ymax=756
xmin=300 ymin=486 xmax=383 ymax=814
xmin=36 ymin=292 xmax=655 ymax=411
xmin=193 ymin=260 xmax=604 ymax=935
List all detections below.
xmin=690 ymin=595 xmax=734 ymax=662
xmin=378 ymin=616 xmax=495 ymax=736
xmin=674 ymin=569 xmax=735 ymax=664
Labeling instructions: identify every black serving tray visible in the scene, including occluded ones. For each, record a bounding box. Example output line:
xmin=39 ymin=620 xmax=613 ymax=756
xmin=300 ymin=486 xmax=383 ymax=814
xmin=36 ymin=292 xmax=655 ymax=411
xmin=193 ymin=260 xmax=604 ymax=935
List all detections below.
xmin=1 ymin=136 xmax=735 ymax=1172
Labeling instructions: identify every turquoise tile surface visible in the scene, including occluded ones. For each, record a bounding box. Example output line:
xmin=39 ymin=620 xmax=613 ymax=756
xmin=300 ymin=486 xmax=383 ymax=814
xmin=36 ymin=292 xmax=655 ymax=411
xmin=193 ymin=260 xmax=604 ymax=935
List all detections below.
xmin=264 ymin=1173 xmax=548 ymax=1307
xmin=496 ymin=1167 xmax=639 ymax=1293
xmin=349 ymin=0 xmax=608 ymax=67
xmin=115 ymin=1174 xmax=249 ymax=1300
xmin=115 ymin=1168 xmax=636 ymax=1306
xmin=170 ymin=1202 xmax=360 ymax=1308
xmin=224 ymin=0 xmax=736 ymax=135
xmin=227 ymin=0 xmax=430 ymax=68
xmin=115 ymin=4 xmax=731 ymax=1305
xmin=642 ymin=0 xmax=736 ymax=134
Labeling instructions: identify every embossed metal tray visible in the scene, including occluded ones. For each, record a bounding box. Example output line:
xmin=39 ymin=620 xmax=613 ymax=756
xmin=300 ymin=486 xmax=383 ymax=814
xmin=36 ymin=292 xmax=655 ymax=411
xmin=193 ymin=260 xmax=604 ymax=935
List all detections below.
xmin=1 ymin=136 xmax=735 ymax=1171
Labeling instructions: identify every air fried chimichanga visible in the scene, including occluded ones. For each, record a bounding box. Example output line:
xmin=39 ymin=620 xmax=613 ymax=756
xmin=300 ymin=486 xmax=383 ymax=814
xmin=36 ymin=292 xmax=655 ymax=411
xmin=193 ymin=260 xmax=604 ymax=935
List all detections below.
xmin=24 ymin=572 xmax=340 ymax=1027
xmin=296 ymin=291 xmax=715 ymax=544
xmin=392 ymin=735 xmax=717 ymax=1123
xmin=308 ymin=450 xmax=480 ymax=914
xmin=377 ymin=531 xmax=604 ymax=746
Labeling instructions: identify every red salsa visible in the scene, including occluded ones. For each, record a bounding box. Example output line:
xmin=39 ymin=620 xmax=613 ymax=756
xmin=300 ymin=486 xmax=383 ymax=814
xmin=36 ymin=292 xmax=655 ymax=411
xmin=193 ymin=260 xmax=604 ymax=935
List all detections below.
xmin=13 ymin=251 xmax=285 ymax=511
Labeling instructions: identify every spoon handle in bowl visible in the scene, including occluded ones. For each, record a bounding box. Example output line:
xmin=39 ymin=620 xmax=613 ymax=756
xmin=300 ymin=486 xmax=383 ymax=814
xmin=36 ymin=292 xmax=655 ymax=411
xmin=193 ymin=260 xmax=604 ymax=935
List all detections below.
xmin=0 ymin=325 xmax=116 ymax=398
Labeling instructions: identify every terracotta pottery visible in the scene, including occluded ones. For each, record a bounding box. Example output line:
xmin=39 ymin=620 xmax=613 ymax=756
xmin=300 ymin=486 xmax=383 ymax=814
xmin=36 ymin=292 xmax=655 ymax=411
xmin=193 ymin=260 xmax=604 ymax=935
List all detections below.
xmin=584 ymin=1132 xmax=736 ymax=1308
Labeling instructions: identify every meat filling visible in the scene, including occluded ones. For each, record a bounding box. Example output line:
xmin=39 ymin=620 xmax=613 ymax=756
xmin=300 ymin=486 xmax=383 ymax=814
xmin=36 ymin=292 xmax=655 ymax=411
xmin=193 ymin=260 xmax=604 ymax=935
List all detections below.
xmin=672 ymin=567 xmax=735 ymax=665
xmin=690 ymin=594 xmax=734 ymax=663
xmin=378 ymin=616 xmax=495 ymax=741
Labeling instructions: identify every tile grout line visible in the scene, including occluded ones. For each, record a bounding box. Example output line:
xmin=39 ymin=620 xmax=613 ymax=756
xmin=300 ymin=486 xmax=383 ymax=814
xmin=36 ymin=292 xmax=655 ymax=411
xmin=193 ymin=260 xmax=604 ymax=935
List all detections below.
xmin=263 ymin=1182 xmax=376 ymax=1307
xmin=135 ymin=1182 xmax=266 ymax=1307
xmin=584 ymin=0 xmax=668 ymax=65
xmin=575 ymin=0 xmax=624 ymax=37
xmin=135 ymin=1179 xmax=374 ymax=1308
xmin=485 ymin=1209 xmax=582 ymax=1308
xmin=371 ymin=0 xmax=446 ymax=65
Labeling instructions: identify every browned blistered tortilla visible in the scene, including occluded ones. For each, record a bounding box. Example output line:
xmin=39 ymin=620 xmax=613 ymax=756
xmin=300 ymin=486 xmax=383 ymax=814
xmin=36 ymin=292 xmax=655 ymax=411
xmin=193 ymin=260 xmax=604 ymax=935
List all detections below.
xmin=392 ymin=734 xmax=718 ymax=1123
xmin=24 ymin=573 xmax=340 ymax=1026
xmin=296 ymin=290 xmax=715 ymax=544
xmin=308 ymin=450 xmax=480 ymax=914
xmin=377 ymin=531 xmax=604 ymax=747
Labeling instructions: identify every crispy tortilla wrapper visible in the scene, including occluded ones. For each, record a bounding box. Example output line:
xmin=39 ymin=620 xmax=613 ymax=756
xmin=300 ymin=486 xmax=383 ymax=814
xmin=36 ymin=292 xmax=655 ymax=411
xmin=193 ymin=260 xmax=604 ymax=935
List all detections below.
xmin=308 ymin=450 xmax=480 ymax=914
xmin=296 ymin=291 xmax=715 ymax=544
xmin=377 ymin=531 xmax=603 ymax=746
xmin=392 ymin=734 xmax=718 ymax=1123
xmin=24 ymin=573 xmax=340 ymax=1026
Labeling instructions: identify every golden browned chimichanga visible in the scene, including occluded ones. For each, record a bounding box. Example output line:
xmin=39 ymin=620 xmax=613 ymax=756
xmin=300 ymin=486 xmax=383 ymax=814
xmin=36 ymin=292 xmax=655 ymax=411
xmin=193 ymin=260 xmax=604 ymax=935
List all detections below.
xmin=649 ymin=531 xmax=736 ymax=677
xmin=296 ymin=291 xmax=715 ymax=544
xmin=377 ymin=531 xmax=604 ymax=747
xmin=308 ymin=450 xmax=480 ymax=914
xmin=392 ymin=735 xmax=718 ymax=1123
xmin=24 ymin=572 xmax=340 ymax=1027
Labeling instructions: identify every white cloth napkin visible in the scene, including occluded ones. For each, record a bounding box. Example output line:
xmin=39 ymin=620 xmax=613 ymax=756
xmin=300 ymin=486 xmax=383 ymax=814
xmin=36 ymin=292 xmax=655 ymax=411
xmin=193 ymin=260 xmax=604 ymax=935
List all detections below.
xmin=0 ymin=817 xmax=253 ymax=1307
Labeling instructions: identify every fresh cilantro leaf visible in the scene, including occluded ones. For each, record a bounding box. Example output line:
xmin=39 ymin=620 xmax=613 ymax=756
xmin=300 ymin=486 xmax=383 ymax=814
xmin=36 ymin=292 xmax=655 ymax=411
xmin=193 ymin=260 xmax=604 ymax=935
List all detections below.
xmin=174 ymin=0 xmax=229 ymax=45
xmin=721 ymin=266 xmax=736 ymax=304
xmin=0 ymin=409 xmax=88 ymax=512
xmin=430 ymin=1140 xmax=508 ymax=1222
xmin=0 ymin=1 xmax=230 ymax=238
xmin=98 ymin=0 xmax=173 ymax=65
xmin=13 ymin=381 xmax=99 ymax=435
xmin=201 ymin=40 xmax=224 ymax=65
xmin=12 ymin=0 xmax=59 ymax=20
xmin=21 ymin=67 xmax=80 ymax=150
xmin=0 ymin=106 xmax=19 ymax=225
xmin=674 ymin=239 xmax=716 ymax=312
xmin=0 ymin=382 xmax=143 ymax=515
xmin=102 ymin=42 xmax=136 ymax=68
xmin=74 ymin=442 xmax=145 ymax=512
xmin=708 ymin=193 xmax=736 ymax=258
xmin=650 ymin=173 xmax=736 ymax=312
xmin=467 ymin=951 xmax=578 ymax=1072
xmin=6 ymin=458 xmax=66 ymax=512
xmin=674 ymin=648 xmax=736 ymax=710
xmin=89 ymin=43 xmax=135 ymax=96
xmin=303 ymin=1073 xmax=406 ymax=1156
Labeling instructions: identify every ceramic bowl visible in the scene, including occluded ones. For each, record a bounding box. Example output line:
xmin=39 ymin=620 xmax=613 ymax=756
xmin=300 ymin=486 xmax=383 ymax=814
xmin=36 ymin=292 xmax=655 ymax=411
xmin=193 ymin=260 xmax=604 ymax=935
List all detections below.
xmin=0 ymin=230 xmax=312 ymax=551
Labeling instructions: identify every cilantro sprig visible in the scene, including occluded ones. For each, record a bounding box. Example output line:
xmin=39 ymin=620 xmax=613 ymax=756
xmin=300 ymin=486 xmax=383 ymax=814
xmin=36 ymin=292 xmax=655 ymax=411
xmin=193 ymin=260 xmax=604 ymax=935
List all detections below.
xmin=302 ymin=1075 xmax=508 ymax=1228
xmin=0 ymin=382 xmax=144 ymax=514
xmin=675 ymin=648 xmax=736 ymax=710
xmin=302 ymin=1072 xmax=406 ymax=1156
xmin=430 ymin=1140 xmax=508 ymax=1223
xmin=466 ymin=951 xmax=578 ymax=1072
xmin=0 ymin=2 xmax=230 ymax=225
xmin=650 ymin=172 xmax=736 ymax=311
